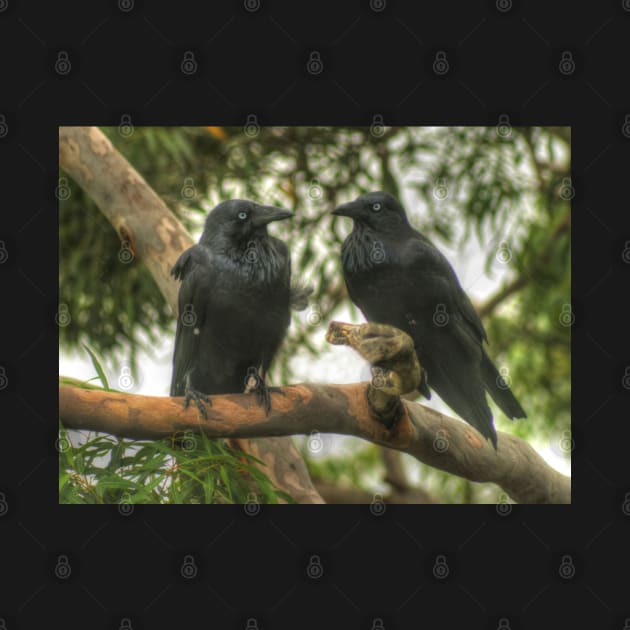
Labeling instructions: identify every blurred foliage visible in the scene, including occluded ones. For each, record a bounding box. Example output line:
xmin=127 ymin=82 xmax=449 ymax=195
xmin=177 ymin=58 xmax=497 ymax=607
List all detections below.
xmin=59 ymin=125 xmax=570 ymax=503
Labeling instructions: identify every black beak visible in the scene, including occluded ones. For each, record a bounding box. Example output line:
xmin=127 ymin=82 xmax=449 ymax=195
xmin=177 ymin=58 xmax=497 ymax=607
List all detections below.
xmin=332 ymin=200 xmax=360 ymax=218
xmin=251 ymin=205 xmax=294 ymax=227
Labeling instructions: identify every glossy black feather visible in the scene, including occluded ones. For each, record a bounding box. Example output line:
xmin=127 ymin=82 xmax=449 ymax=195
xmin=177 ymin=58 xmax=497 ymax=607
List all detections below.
xmin=170 ymin=200 xmax=292 ymax=402
xmin=334 ymin=192 xmax=526 ymax=448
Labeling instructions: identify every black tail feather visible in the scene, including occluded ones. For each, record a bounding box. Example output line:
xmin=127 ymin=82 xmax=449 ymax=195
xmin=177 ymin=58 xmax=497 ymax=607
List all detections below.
xmin=481 ymin=352 xmax=527 ymax=419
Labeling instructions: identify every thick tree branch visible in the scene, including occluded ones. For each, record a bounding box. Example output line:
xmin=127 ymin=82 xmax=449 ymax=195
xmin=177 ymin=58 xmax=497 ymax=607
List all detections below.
xmin=59 ymin=382 xmax=570 ymax=504
xmin=58 ymin=126 xmax=323 ymax=504
xmin=59 ymin=126 xmax=191 ymax=314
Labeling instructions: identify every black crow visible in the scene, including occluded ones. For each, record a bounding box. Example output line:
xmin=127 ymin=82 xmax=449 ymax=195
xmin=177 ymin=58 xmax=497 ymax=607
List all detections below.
xmin=333 ymin=191 xmax=526 ymax=448
xmin=170 ymin=199 xmax=294 ymax=416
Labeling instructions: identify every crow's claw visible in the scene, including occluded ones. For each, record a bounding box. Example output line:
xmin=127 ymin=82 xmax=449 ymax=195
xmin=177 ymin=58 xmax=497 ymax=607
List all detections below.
xmin=250 ymin=381 xmax=276 ymax=415
xmin=183 ymin=386 xmax=211 ymax=419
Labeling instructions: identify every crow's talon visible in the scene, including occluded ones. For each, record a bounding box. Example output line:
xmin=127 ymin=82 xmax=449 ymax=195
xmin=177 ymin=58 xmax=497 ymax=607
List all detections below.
xmin=250 ymin=381 xmax=275 ymax=415
xmin=184 ymin=387 xmax=211 ymax=419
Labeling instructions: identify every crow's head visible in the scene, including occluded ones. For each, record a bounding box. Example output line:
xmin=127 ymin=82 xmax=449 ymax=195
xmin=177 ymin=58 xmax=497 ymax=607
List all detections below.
xmin=332 ymin=191 xmax=409 ymax=233
xmin=201 ymin=199 xmax=293 ymax=244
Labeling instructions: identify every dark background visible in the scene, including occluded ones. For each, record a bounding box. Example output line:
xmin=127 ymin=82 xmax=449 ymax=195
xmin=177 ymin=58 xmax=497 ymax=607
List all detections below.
xmin=1 ymin=0 xmax=629 ymax=628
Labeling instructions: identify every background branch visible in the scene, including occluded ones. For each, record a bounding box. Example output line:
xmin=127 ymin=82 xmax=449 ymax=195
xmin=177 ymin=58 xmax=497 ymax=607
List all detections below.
xmin=477 ymin=208 xmax=571 ymax=319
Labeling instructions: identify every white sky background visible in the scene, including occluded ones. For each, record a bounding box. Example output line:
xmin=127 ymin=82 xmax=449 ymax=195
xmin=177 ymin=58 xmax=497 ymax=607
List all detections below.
xmin=59 ymin=128 xmax=571 ymax=489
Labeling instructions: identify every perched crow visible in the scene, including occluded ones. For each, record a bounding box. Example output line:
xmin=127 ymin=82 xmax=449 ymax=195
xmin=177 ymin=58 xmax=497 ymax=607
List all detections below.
xmin=332 ymin=191 xmax=526 ymax=448
xmin=170 ymin=199 xmax=294 ymax=416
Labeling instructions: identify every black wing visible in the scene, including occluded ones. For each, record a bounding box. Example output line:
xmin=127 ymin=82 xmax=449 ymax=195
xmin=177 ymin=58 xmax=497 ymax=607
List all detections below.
xmin=169 ymin=245 xmax=214 ymax=396
xmin=406 ymin=233 xmax=487 ymax=344
xmin=403 ymin=236 xmax=497 ymax=445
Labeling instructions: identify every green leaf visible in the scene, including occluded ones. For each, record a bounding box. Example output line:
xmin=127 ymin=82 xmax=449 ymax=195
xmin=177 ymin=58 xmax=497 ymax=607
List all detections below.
xmin=82 ymin=343 xmax=110 ymax=390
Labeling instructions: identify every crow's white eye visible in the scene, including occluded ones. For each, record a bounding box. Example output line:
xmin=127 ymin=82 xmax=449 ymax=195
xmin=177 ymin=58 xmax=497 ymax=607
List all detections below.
xmin=238 ymin=211 xmax=248 ymax=220
xmin=372 ymin=203 xmax=382 ymax=212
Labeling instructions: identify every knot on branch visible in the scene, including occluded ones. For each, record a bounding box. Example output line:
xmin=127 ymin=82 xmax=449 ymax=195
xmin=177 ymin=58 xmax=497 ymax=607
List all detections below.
xmin=326 ymin=321 xmax=421 ymax=428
